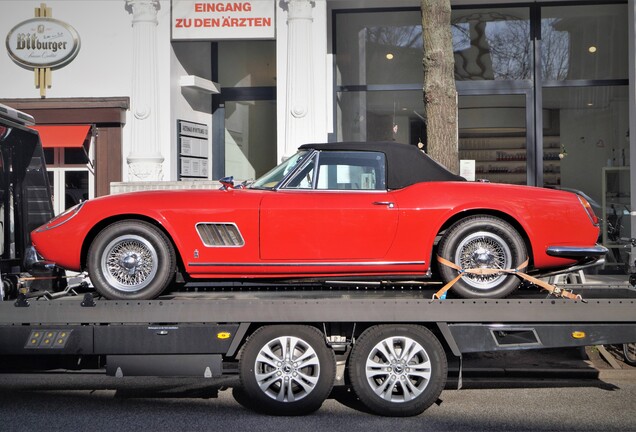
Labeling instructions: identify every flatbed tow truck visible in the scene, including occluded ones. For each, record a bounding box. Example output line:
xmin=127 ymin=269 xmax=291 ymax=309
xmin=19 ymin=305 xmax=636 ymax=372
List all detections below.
xmin=0 ymin=105 xmax=635 ymax=417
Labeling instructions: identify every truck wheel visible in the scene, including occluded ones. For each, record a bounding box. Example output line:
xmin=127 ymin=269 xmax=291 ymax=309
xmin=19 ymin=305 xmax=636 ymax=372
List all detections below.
xmin=239 ymin=325 xmax=336 ymax=416
xmin=87 ymin=220 xmax=175 ymax=300
xmin=348 ymin=325 xmax=447 ymax=417
xmin=623 ymin=343 xmax=636 ymax=366
xmin=438 ymin=215 xmax=527 ymax=298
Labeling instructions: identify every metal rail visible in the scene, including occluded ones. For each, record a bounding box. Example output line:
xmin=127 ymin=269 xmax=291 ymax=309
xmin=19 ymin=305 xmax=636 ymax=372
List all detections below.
xmin=0 ymin=285 xmax=634 ymax=325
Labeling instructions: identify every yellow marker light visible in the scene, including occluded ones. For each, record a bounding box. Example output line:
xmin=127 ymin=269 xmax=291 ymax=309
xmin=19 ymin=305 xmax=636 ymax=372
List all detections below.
xmin=217 ymin=332 xmax=231 ymax=340
xmin=572 ymin=331 xmax=586 ymax=339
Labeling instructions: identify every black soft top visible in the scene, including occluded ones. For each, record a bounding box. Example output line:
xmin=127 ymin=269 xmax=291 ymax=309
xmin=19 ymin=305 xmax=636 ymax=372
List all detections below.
xmin=299 ymin=141 xmax=465 ymax=190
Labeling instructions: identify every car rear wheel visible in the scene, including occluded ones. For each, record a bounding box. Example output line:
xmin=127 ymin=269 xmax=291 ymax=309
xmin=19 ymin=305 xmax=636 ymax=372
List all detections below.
xmin=87 ymin=220 xmax=176 ymax=300
xmin=348 ymin=325 xmax=447 ymax=417
xmin=239 ymin=325 xmax=336 ymax=416
xmin=437 ymin=215 xmax=527 ymax=298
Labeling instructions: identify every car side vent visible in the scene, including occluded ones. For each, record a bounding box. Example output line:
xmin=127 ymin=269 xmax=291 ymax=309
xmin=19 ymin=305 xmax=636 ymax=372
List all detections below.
xmin=196 ymin=223 xmax=245 ymax=247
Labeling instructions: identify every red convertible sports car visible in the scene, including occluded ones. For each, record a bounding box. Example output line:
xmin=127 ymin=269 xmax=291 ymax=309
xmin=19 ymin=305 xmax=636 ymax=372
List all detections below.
xmin=31 ymin=141 xmax=606 ymax=300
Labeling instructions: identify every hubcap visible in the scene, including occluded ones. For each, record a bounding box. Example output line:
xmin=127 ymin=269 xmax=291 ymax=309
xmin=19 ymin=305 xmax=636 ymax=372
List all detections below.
xmin=455 ymin=231 xmax=512 ymax=290
xmin=254 ymin=336 xmax=321 ymax=402
xmin=101 ymin=235 xmax=158 ymax=292
xmin=365 ymin=336 xmax=432 ymax=403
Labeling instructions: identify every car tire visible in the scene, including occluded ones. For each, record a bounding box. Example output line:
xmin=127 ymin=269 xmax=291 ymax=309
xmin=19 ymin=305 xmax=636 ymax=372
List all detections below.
xmin=437 ymin=215 xmax=527 ymax=298
xmin=348 ymin=325 xmax=447 ymax=417
xmin=239 ymin=325 xmax=336 ymax=416
xmin=87 ymin=220 xmax=175 ymax=300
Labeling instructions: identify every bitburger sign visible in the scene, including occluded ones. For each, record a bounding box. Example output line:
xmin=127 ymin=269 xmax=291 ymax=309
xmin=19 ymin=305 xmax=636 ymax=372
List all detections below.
xmin=6 ymin=17 xmax=80 ymax=69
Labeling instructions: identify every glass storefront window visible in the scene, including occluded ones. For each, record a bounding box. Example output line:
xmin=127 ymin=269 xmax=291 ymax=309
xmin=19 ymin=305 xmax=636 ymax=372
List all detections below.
xmin=217 ymin=40 xmax=277 ymax=179
xmin=541 ymin=4 xmax=628 ymax=81
xmin=335 ymin=10 xmax=422 ymax=86
xmin=458 ymin=94 xmax=528 ymax=185
xmin=224 ymin=100 xmax=277 ymax=180
xmin=543 ymin=85 xmax=628 ymax=204
xmin=218 ymin=41 xmax=276 ymax=87
xmin=452 ymin=8 xmax=530 ymax=81
xmin=336 ymin=90 xmax=425 ymax=145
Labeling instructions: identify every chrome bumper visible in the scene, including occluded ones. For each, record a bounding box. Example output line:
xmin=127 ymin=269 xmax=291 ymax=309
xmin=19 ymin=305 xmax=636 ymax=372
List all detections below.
xmin=546 ymin=245 xmax=608 ymax=259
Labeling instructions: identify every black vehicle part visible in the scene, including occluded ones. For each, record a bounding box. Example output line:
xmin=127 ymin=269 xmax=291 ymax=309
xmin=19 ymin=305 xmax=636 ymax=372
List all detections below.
xmin=239 ymin=325 xmax=336 ymax=416
xmin=87 ymin=220 xmax=176 ymax=299
xmin=623 ymin=343 xmax=636 ymax=366
xmin=437 ymin=215 xmax=527 ymax=298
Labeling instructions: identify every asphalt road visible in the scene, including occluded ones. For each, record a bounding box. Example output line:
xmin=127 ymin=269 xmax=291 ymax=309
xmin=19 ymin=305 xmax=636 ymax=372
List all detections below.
xmin=0 ymin=372 xmax=634 ymax=432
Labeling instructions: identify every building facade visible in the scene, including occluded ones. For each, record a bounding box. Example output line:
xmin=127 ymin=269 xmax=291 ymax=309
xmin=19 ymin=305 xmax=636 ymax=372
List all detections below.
xmin=0 ymin=0 xmax=635 ymax=265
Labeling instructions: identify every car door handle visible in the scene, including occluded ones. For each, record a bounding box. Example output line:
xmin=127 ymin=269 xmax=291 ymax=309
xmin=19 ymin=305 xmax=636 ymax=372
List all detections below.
xmin=372 ymin=201 xmax=395 ymax=208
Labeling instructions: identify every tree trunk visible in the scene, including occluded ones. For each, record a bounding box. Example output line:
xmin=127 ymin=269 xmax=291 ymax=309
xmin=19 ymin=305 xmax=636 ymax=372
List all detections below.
xmin=422 ymin=0 xmax=458 ymax=174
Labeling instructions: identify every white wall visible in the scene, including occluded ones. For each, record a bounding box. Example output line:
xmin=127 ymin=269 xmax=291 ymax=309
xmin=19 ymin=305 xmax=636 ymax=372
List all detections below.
xmin=0 ymin=0 xmax=173 ymax=181
xmin=276 ymin=0 xmax=329 ymax=160
xmin=170 ymin=41 xmax=213 ymax=180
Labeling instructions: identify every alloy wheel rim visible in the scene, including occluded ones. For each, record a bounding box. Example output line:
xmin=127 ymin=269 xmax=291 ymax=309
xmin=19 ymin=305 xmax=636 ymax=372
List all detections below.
xmin=365 ymin=336 xmax=432 ymax=403
xmin=254 ymin=336 xmax=321 ymax=402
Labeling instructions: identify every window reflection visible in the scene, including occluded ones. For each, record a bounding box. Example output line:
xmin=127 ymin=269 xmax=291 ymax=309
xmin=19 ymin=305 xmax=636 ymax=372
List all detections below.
xmin=452 ymin=8 xmax=530 ymax=81
xmin=541 ymin=5 xmax=627 ymax=81
xmin=336 ymin=11 xmax=422 ymax=86
xmin=337 ymin=90 xmax=425 ymax=144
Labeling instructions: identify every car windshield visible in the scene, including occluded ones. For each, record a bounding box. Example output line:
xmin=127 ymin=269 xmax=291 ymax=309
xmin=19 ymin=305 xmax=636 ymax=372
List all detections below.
xmin=250 ymin=150 xmax=310 ymax=189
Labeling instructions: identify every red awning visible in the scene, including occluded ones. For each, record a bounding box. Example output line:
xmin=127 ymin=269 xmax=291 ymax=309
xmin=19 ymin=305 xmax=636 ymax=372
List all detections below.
xmin=30 ymin=125 xmax=91 ymax=148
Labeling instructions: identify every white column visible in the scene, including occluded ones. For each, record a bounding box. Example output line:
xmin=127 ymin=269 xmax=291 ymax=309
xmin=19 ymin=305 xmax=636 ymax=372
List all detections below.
xmin=126 ymin=0 xmax=164 ymax=181
xmin=282 ymin=0 xmax=315 ymax=159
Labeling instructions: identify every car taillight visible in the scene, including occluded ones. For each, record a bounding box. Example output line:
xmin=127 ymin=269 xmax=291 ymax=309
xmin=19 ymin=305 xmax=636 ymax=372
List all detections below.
xmin=578 ymin=195 xmax=599 ymax=226
xmin=0 ymin=126 xmax=8 ymax=141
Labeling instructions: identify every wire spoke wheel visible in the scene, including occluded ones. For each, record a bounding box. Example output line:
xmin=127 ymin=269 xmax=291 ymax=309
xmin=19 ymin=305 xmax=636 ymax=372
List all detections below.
xmin=102 ymin=235 xmax=158 ymax=292
xmin=438 ymin=216 xmax=527 ymax=298
xmin=87 ymin=221 xmax=175 ymax=300
xmin=455 ymin=231 xmax=512 ymax=290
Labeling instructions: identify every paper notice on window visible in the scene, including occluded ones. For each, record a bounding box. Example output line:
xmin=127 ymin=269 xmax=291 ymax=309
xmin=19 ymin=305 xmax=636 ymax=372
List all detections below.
xmin=460 ymin=160 xmax=476 ymax=181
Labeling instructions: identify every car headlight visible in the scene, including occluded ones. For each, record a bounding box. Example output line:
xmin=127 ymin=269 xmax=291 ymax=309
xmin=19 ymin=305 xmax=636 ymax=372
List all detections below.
xmin=36 ymin=202 xmax=85 ymax=231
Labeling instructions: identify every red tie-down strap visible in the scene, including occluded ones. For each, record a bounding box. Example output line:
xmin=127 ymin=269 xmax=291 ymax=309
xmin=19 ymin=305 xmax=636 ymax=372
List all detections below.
xmin=434 ymin=256 xmax=584 ymax=301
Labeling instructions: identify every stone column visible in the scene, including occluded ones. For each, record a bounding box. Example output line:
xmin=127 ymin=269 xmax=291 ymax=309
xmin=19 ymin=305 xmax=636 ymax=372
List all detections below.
xmin=282 ymin=0 xmax=315 ymax=159
xmin=126 ymin=0 xmax=164 ymax=180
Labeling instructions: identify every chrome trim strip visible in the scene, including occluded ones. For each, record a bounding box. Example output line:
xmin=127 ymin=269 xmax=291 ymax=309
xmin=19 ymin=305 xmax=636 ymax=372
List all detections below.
xmin=195 ymin=222 xmax=245 ymax=248
xmin=37 ymin=202 xmax=85 ymax=231
xmin=188 ymin=261 xmax=426 ymax=267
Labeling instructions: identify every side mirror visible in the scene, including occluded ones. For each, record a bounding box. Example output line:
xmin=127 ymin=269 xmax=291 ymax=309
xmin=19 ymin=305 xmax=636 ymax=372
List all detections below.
xmin=219 ymin=176 xmax=235 ymax=190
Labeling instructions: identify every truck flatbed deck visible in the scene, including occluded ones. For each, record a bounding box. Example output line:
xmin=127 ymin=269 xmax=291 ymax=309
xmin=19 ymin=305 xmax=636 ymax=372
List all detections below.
xmin=1 ymin=284 xmax=635 ymax=416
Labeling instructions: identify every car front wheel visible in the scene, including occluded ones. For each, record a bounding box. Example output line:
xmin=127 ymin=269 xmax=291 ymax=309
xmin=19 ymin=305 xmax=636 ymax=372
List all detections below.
xmin=87 ymin=220 xmax=176 ymax=300
xmin=437 ymin=215 xmax=527 ymax=298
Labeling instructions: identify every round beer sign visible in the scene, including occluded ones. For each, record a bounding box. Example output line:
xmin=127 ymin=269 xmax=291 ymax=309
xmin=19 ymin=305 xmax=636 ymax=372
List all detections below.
xmin=6 ymin=17 xmax=80 ymax=69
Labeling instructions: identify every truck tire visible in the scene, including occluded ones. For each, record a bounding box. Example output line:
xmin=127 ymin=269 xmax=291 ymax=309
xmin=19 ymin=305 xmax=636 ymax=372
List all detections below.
xmin=348 ymin=325 xmax=447 ymax=417
xmin=623 ymin=343 xmax=636 ymax=366
xmin=438 ymin=215 xmax=527 ymax=298
xmin=239 ymin=325 xmax=336 ymax=416
xmin=87 ymin=220 xmax=176 ymax=300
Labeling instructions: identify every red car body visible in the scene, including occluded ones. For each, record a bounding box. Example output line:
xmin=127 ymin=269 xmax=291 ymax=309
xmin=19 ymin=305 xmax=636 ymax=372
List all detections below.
xmin=31 ymin=142 xmax=605 ymax=299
